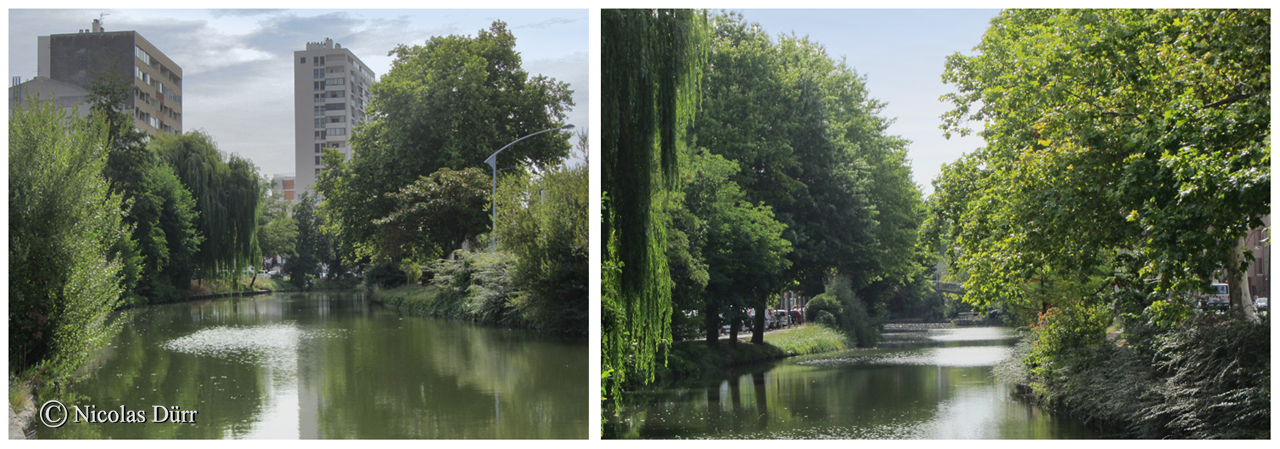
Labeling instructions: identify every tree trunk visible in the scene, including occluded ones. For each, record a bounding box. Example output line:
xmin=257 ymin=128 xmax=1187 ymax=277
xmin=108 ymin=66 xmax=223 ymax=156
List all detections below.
xmin=1227 ymin=235 xmax=1259 ymax=322
xmin=751 ymin=302 xmax=766 ymax=345
xmin=728 ymin=309 xmax=740 ymax=345
xmin=705 ymin=300 xmax=721 ymax=345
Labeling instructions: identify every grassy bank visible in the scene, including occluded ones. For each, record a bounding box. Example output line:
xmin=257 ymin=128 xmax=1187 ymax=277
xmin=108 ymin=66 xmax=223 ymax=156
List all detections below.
xmin=655 ymin=324 xmax=848 ymax=384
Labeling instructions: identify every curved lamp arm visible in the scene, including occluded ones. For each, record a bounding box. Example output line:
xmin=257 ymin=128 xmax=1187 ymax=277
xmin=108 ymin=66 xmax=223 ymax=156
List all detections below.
xmin=488 ymin=123 xmax=574 ymax=249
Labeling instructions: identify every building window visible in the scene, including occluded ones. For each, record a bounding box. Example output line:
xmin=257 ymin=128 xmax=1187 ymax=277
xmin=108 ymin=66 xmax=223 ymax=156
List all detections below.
xmin=328 ymin=115 xmax=345 ymax=124
xmin=313 ymin=56 xmax=325 ymax=66
xmin=327 ymin=90 xmax=345 ymax=98
xmin=314 ymin=68 xmax=324 ymax=79
xmin=329 ymin=128 xmax=346 ymax=136
xmin=316 ymin=156 xmax=322 ymax=165
xmin=314 ymin=93 xmax=325 ymax=103
xmin=315 ymin=130 xmax=327 ymax=141
xmin=315 ymin=143 xmax=322 ymax=153
xmin=314 ymin=81 xmax=325 ymax=91
xmin=326 ymin=78 xmax=345 ymax=86
xmin=301 ymin=57 xmax=306 ymax=63
xmin=135 ymin=46 xmax=151 ymax=65
xmin=315 ymin=106 xmax=323 ymax=116
xmin=316 ymin=168 xmax=322 ymax=175
xmin=325 ymin=103 xmax=344 ymax=111
xmin=315 ymin=118 xmax=325 ymax=128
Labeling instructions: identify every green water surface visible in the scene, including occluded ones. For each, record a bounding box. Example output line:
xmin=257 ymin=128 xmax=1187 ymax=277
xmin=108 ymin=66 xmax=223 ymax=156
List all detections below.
xmin=605 ymin=327 xmax=1098 ymax=439
xmin=34 ymin=291 xmax=588 ymax=439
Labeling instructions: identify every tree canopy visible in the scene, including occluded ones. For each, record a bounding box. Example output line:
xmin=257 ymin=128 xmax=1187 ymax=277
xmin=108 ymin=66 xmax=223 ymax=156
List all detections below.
xmin=929 ymin=9 xmax=1269 ymax=317
xmin=150 ymin=131 xmax=263 ymax=282
xmin=697 ymin=12 xmax=927 ymax=336
xmin=375 ymin=167 xmax=490 ymax=262
xmin=602 ymin=8 xmax=708 ymax=404
xmin=319 ymin=21 xmax=574 ymax=263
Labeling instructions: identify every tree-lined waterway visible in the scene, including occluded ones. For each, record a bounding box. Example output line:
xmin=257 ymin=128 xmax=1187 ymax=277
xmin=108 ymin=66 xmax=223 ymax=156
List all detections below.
xmin=605 ymin=327 xmax=1097 ymax=439
xmin=33 ymin=292 xmax=588 ymax=439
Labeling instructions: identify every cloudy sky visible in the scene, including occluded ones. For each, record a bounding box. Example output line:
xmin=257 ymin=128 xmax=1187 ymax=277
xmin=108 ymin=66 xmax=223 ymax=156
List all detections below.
xmin=8 ymin=8 xmax=589 ymax=178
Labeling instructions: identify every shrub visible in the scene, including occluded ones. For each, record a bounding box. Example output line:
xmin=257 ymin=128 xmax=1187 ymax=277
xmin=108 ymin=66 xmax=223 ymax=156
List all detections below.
xmin=494 ymin=163 xmax=588 ymax=336
xmin=9 ymin=98 xmax=129 ymax=384
xmin=804 ymin=275 xmax=880 ymax=347
xmin=365 ymin=262 xmax=407 ymax=289
xmin=429 ymin=251 xmax=522 ymax=325
xmin=1024 ymin=304 xmax=1111 ymax=387
xmin=1143 ymin=315 xmax=1270 ymax=438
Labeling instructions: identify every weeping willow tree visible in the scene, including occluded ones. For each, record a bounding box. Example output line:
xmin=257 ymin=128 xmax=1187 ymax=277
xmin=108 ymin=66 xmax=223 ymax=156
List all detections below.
xmin=602 ymin=9 xmax=707 ymax=408
xmin=150 ymin=131 xmax=262 ymax=283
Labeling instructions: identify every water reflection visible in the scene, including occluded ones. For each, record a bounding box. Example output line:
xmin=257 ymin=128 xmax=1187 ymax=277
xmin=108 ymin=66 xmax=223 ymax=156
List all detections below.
xmin=605 ymin=327 xmax=1095 ymax=439
xmin=35 ymin=292 xmax=588 ymax=439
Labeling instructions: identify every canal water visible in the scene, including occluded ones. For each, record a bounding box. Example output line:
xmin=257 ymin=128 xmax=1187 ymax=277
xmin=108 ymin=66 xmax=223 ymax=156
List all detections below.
xmin=605 ymin=326 xmax=1097 ymax=439
xmin=34 ymin=291 xmax=588 ymax=439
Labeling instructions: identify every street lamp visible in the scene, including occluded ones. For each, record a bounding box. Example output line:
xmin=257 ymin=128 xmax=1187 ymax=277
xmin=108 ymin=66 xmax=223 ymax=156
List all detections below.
xmin=485 ymin=123 xmax=574 ymax=249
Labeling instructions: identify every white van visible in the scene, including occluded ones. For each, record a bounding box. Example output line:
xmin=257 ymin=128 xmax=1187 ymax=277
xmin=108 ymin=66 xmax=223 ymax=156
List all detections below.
xmin=1204 ymin=283 xmax=1229 ymax=310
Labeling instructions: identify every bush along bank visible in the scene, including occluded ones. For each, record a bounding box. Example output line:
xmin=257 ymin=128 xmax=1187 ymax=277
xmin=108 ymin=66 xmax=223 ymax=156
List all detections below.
xmin=371 ymin=251 xmax=585 ymax=338
xmin=996 ymin=308 xmax=1269 ymax=439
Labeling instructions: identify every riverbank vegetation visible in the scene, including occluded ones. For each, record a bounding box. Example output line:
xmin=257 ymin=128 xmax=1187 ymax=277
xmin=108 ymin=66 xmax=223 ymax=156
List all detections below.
xmin=930 ymin=9 xmax=1269 ymax=438
xmin=313 ymin=21 xmax=587 ymax=338
xmin=650 ymin=324 xmax=848 ymax=385
xmin=10 ymin=76 xmax=301 ymax=407
xmin=603 ymin=10 xmax=933 ymax=412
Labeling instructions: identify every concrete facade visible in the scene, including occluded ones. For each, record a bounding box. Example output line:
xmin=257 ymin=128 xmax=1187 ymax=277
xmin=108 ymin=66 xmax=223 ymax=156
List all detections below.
xmin=8 ymin=76 xmax=91 ymax=118
xmin=25 ymin=19 xmax=182 ymax=136
xmin=271 ymin=174 xmax=297 ymax=202
xmin=293 ymin=38 xmax=375 ymax=200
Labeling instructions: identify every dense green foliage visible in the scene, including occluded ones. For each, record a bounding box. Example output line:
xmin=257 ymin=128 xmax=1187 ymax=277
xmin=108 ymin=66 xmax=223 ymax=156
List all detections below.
xmin=286 ymin=192 xmax=334 ymax=289
xmin=935 ymin=9 xmax=1271 ymax=438
xmin=256 ymin=191 xmax=296 ymax=267
xmin=697 ymin=12 xmax=930 ymax=340
xmin=930 ymin=9 xmax=1270 ymax=318
xmin=376 ymin=167 xmax=489 ymax=262
xmin=602 ymin=9 xmax=708 ymax=405
xmin=150 ymin=131 xmax=263 ymax=283
xmin=318 ymin=21 xmax=573 ymax=263
xmin=421 ymin=251 xmax=522 ymax=326
xmin=671 ymin=149 xmax=790 ymax=344
xmin=804 ymin=275 xmax=879 ymax=347
xmin=495 ymin=163 xmax=589 ymax=335
xmin=1006 ymin=312 xmax=1270 ymax=439
xmin=9 ymin=98 xmax=128 ymax=383
xmin=605 ymin=11 xmax=933 ymax=408
xmin=86 ymin=74 xmax=203 ymax=304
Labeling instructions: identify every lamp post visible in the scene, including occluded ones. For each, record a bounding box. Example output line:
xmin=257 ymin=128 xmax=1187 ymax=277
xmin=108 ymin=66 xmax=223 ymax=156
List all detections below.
xmin=485 ymin=123 xmax=574 ymax=249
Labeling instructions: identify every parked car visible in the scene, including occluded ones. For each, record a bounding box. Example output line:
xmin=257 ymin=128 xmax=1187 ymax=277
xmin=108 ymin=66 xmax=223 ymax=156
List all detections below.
xmin=1201 ymin=283 xmax=1230 ymax=311
xmin=772 ymin=310 xmax=790 ymax=328
xmin=747 ymin=309 xmax=774 ymax=331
xmin=1255 ymin=297 xmax=1268 ymax=312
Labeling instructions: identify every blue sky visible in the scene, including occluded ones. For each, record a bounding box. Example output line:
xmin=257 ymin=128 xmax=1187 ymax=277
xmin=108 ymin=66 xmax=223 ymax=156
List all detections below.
xmin=8 ymin=9 xmax=589 ymax=178
xmin=733 ymin=9 xmax=1000 ymax=197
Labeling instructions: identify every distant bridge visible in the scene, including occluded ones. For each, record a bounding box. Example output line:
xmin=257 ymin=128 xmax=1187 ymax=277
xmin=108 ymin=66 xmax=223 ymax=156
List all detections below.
xmin=935 ymin=281 xmax=966 ymax=295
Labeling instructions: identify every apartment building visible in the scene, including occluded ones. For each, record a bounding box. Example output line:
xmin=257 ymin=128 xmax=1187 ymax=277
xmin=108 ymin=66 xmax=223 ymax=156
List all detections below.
xmin=271 ymin=174 xmax=297 ymax=202
xmin=8 ymin=76 xmax=90 ymax=119
xmin=294 ymin=38 xmax=376 ymax=200
xmin=13 ymin=19 xmax=183 ymax=136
